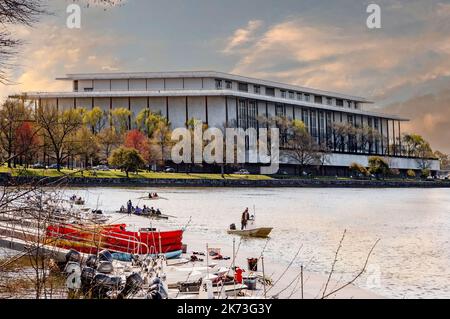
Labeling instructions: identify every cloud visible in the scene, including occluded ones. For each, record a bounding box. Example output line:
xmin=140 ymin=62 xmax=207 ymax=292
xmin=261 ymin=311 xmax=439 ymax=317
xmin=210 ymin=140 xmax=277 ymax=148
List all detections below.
xmin=223 ymin=15 xmax=450 ymax=100
xmin=223 ymin=20 xmax=263 ymax=54
xmin=221 ymin=10 xmax=450 ymax=152
xmin=0 ymin=23 xmax=129 ymax=99
xmin=383 ymin=88 xmax=450 ymax=153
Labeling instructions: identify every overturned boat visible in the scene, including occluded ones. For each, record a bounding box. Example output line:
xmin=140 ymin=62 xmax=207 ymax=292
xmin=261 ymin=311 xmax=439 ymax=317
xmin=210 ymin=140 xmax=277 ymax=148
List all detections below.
xmin=46 ymin=223 xmax=184 ymax=255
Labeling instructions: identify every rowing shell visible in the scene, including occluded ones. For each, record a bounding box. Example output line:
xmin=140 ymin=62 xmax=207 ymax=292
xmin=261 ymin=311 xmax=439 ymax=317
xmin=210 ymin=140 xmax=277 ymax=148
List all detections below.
xmin=227 ymin=227 xmax=273 ymax=238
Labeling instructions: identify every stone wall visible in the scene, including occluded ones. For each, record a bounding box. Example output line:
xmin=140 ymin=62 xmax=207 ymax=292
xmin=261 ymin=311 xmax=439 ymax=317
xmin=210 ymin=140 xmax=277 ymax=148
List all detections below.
xmin=1 ymin=173 xmax=449 ymax=188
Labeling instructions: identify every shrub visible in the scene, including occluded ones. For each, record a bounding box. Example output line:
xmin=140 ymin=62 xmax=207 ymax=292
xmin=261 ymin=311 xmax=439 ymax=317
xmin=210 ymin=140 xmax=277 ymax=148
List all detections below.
xmin=407 ymin=169 xmax=416 ymax=178
xmin=349 ymin=162 xmax=369 ymax=177
xmin=368 ymin=156 xmax=390 ymax=179
xmin=421 ymin=169 xmax=431 ymax=179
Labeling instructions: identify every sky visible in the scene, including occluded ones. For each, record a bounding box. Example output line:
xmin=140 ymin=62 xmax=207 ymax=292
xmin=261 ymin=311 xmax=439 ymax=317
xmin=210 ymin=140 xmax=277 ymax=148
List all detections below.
xmin=2 ymin=0 xmax=450 ymax=152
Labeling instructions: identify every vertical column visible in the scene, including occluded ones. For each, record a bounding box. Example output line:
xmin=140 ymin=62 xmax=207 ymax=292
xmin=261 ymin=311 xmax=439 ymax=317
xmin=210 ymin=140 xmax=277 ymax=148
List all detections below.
xmin=128 ymin=97 xmax=131 ymax=130
xmin=392 ymin=119 xmax=396 ymax=156
xmin=225 ymin=96 xmax=229 ymax=127
xmin=380 ymin=118 xmax=384 ymax=155
xmin=109 ymin=97 xmax=113 ymax=128
xmin=205 ymin=96 xmax=209 ymax=126
xmin=91 ymin=97 xmax=94 ymax=110
xmin=56 ymin=98 xmax=59 ymax=111
xmin=185 ymin=96 xmax=189 ymax=127
xmin=166 ymin=96 xmax=169 ymax=121
xmin=398 ymin=121 xmax=402 ymax=156
xmin=73 ymin=97 xmax=77 ymax=109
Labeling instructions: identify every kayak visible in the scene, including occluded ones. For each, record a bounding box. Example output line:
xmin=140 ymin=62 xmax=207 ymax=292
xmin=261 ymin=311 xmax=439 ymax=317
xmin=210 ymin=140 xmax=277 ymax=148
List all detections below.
xmin=227 ymin=227 xmax=273 ymax=238
xmin=46 ymin=224 xmax=183 ymax=255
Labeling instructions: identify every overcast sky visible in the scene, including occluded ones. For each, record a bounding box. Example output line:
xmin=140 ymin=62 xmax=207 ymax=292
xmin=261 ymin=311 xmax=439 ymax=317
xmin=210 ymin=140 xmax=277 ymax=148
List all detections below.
xmin=2 ymin=0 xmax=450 ymax=152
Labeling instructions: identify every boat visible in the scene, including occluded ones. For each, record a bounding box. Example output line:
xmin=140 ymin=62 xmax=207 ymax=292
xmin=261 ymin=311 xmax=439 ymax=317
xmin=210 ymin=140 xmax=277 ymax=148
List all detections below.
xmin=115 ymin=209 xmax=170 ymax=220
xmin=111 ymin=249 xmax=183 ymax=262
xmin=45 ymin=223 xmax=183 ymax=255
xmin=227 ymin=227 xmax=273 ymax=238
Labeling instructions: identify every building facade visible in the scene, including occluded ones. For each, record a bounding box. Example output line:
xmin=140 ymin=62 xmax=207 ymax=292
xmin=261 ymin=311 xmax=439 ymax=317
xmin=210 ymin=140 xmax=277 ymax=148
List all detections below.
xmin=17 ymin=71 xmax=440 ymax=173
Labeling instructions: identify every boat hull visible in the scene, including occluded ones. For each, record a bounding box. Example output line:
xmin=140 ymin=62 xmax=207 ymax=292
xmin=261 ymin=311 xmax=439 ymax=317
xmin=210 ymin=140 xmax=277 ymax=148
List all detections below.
xmin=46 ymin=224 xmax=183 ymax=255
xmin=227 ymin=227 xmax=273 ymax=238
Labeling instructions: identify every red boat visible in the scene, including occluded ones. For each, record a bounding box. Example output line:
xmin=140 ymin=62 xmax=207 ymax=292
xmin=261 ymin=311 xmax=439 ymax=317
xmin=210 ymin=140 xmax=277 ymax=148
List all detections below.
xmin=45 ymin=223 xmax=183 ymax=255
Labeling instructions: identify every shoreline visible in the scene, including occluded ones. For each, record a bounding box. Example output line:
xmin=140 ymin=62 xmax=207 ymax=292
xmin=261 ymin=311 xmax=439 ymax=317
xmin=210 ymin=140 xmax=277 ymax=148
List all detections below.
xmin=1 ymin=174 xmax=449 ymax=188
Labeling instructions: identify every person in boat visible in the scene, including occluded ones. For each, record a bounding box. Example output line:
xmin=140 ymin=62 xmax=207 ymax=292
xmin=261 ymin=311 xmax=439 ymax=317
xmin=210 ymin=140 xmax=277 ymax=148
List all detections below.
xmin=143 ymin=205 xmax=148 ymax=214
xmin=241 ymin=208 xmax=250 ymax=230
xmin=148 ymin=193 xmax=153 ymax=199
xmin=135 ymin=206 xmax=143 ymax=215
xmin=127 ymin=200 xmax=133 ymax=216
xmin=150 ymin=207 xmax=156 ymax=215
xmin=155 ymin=208 xmax=162 ymax=215
xmin=120 ymin=205 xmax=126 ymax=214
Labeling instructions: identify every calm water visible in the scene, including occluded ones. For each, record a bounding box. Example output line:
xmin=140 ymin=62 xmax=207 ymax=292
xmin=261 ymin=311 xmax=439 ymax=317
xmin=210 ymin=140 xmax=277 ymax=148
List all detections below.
xmin=70 ymin=187 xmax=450 ymax=299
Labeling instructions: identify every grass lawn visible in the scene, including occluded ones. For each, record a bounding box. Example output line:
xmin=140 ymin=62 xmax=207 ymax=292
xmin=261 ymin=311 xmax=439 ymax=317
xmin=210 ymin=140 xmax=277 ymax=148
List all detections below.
xmin=0 ymin=166 xmax=273 ymax=181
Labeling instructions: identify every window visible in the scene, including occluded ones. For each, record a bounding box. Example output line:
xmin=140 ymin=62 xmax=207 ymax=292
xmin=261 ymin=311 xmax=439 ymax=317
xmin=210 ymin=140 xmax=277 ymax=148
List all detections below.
xmin=354 ymin=102 xmax=360 ymax=109
xmin=225 ymin=81 xmax=232 ymax=89
xmin=302 ymin=109 xmax=310 ymax=131
xmin=266 ymin=87 xmax=275 ymax=96
xmin=238 ymin=82 xmax=248 ymax=92
xmin=254 ymin=85 xmax=261 ymax=94
xmin=297 ymin=92 xmax=303 ymax=100
xmin=326 ymin=97 xmax=332 ymax=105
xmin=314 ymin=95 xmax=323 ymax=104
xmin=289 ymin=91 xmax=295 ymax=99
xmin=215 ymin=79 xmax=223 ymax=90
xmin=336 ymin=99 xmax=344 ymax=107
xmin=84 ymin=88 xmax=93 ymax=92
xmin=347 ymin=101 xmax=353 ymax=108
xmin=310 ymin=110 xmax=318 ymax=139
xmin=74 ymin=80 xmax=79 ymax=92
xmin=275 ymin=104 xmax=285 ymax=117
xmin=304 ymin=94 xmax=310 ymax=102
xmin=237 ymin=99 xmax=257 ymax=130
xmin=280 ymin=90 xmax=286 ymax=98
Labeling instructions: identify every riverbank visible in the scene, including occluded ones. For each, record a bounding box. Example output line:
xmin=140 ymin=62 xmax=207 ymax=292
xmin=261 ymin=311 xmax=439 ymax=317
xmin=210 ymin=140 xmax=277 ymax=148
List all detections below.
xmin=1 ymin=173 xmax=449 ymax=188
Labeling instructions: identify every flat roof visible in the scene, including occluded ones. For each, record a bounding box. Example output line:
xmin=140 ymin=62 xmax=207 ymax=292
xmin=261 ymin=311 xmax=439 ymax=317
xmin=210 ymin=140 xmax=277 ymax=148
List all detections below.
xmin=17 ymin=89 xmax=408 ymax=121
xmin=56 ymin=70 xmax=372 ymax=103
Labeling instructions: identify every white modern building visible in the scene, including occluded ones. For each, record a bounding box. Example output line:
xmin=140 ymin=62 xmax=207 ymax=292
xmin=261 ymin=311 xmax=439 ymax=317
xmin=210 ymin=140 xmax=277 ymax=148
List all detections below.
xmin=16 ymin=71 xmax=440 ymax=174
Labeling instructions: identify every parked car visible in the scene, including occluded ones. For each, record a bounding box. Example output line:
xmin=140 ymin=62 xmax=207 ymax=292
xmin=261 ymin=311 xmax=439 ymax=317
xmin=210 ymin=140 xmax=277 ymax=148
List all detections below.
xmin=93 ymin=165 xmax=110 ymax=171
xmin=234 ymin=169 xmax=250 ymax=175
xmin=164 ymin=167 xmax=176 ymax=173
xmin=47 ymin=164 xmax=60 ymax=170
xmin=32 ymin=163 xmax=45 ymax=169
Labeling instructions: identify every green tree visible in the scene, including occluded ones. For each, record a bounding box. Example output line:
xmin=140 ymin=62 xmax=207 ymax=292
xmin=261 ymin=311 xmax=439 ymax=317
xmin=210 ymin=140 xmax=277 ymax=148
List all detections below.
xmin=35 ymin=106 xmax=84 ymax=171
xmin=434 ymin=150 xmax=449 ymax=170
xmin=407 ymin=169 xmax=416 ymax=178
xmin=111 ymin=108 xmax=131 ymax=134
xmin=108 ymin=147 xmax=145 ymax=178
xmin=368 ymin=156 xmax=390 ymax=179
xmin=97 ymin=127 xmax=121 ymax=163
xmin=83 ymin=106 xmax=107 ymax=133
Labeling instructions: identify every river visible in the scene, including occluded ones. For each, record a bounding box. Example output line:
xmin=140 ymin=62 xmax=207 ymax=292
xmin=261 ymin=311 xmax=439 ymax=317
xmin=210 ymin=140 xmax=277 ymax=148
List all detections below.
xmin=66 ymin=187 xmax=450 ymax=299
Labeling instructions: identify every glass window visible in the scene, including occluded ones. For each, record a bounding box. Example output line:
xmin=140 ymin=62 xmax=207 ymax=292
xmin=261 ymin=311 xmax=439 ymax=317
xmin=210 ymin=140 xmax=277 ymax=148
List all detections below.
xmin=304 ymin=94 xmax=310 ymax=102
xmin=289 ymin=91 xmax=295 ymax=99
xmin=215 ymin=79 xmax=223 ymax=90
xmin=336 ymin=99 xmax=344 ymax=107
xmin=266 ymin=87 xmax=275 ymax=96
xmin=280 ymin=90 xmax=286 ymax=98
xmin=314 ymin=95 xmax=323 ymax=104
xmin=225 ymin=81 xmax=232 ymax=89
xmin=297 ymin=92 xmax=303 ymax=100
xmin=254 ymin=85 xmax=261 ymax=94
xmin=238 ymin=83 xmax=248 ymax=92
xmin=326 ymin=97 xmax=332 ymax=105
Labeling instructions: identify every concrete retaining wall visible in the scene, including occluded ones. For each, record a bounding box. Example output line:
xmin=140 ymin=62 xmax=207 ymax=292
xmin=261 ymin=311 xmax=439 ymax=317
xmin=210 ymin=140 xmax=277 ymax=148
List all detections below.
xmin=1 ymin=173 xmax=449 ymax=188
